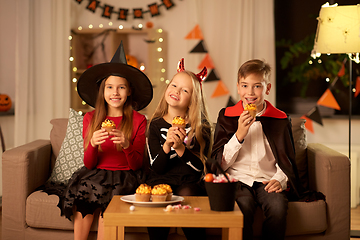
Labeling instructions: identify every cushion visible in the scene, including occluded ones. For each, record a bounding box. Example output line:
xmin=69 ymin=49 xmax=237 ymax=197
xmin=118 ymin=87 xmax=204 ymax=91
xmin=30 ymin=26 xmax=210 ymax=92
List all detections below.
xmin=291 ymin=118 xmax=308 ymax=190
xmin=47 ymin=108 xmax=84 ymax=184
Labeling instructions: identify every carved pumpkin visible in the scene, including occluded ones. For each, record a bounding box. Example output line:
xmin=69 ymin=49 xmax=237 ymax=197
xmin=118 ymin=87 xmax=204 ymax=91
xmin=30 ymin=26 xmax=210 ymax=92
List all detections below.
xmin=126 ymin=55 xmax=138 ymax=69
xmin=0 ymin=93 xmax=12 ymax=112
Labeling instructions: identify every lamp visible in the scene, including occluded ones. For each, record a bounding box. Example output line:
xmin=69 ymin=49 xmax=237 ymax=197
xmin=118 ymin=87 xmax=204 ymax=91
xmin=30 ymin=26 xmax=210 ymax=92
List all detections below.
xmin=312 ymin=2 xmax=360 ymax=158
xmin=311 ymin=2 xmax=360 ymax=237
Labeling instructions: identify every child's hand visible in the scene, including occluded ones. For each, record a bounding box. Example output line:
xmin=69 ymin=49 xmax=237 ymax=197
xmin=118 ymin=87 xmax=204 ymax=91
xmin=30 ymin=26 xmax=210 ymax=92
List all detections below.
xmin=109 ymin=129 xmax=130 ymax=149
xmin=171 ymin=127 xmax=186 ymax=149
xmin=235 ymin=111 xmax=256 ymax=142
xmin=263 ymin=180 xmax=283 ymax=193
xmin=90 ymin=129 xmax=109 ymax=147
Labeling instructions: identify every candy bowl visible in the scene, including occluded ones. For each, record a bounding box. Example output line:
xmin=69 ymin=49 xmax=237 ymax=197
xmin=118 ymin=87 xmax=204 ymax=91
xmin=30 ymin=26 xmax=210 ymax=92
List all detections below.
xmin=204 ymin=174 xmax=238 ymax=211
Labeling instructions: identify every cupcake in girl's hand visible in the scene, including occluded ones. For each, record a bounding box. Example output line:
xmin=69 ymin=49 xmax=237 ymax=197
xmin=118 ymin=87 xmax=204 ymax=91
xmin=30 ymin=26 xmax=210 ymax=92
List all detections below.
xmin=101 ymin=119 xmax=116 ymax=132
xmin=155 ymin=184 xmax=173 ymax=201
xmin=151 ymin=186 xmax=167 ymax=202
xmin=244 ymin=104 xmax=257 ymax=118
xmin=172 ymin=116 xmax=186 ymax=129
xmin=135 ymin=184 xmax=151 ymax=202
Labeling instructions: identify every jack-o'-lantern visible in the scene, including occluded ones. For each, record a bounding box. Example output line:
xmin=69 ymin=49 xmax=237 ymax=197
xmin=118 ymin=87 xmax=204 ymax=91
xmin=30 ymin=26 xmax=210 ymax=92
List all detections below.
xmin=0 ymin=93 xmax=12 ymax=112
xmin=126 ymin=55 xmax=138 ymax=69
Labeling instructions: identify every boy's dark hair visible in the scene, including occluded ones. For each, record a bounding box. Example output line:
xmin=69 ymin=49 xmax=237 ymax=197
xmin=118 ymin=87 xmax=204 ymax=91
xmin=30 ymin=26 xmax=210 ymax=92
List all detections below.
xmin=237 ymin=59 xmax=271 ymax=83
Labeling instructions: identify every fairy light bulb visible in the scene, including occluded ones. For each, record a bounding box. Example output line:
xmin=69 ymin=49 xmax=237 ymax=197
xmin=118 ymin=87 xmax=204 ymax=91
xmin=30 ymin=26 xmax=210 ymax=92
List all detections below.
xmin=165 ymin=80 xmax=170 ymax=84
xmin=309 ymin=60 xmax=313 ymax=65
xmin=161 ymin=68 xmax=166 ymax=73
xmin=68 ymin=36 xmax=72 ymax=41
xmin=72 ymin=78 xmax=77 ymax=83
xmin=73 ymin=67 xmax=78 ymax=72
xmin=108 ymin=22 xmax=113 ymax=26
xmin=158 ymin=58 xmax=164 ymax=63
xmin=89 ymin=24 xmax=93 ymax=29
xmin=138 ymin=23 xmax=143 ymax=29
xmin=69 ymin=57 xmax=74 ymax=62
xmin=119 ymin=25 xmax=124 ymax=29
xmin=99 ymin=24 xmax=103 ymax=28
xmin=157 ymin=47 xmax=162 ymax=52
xmin=158 ymin=29 xmax=163 ymax=33
xmin=159 ymin=38 xmax=163 ymax=42
xmin=78 ymin=26 xmax=83 ymax=31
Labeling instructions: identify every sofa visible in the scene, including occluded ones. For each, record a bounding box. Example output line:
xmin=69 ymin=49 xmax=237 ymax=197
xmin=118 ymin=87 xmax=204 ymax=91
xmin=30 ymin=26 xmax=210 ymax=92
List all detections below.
xmin=2 ymin=116 xmax=350 ymax=240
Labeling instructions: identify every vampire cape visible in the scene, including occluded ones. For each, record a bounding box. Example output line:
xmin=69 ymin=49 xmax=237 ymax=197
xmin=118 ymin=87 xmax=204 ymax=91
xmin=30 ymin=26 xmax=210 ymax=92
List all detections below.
xmin=211 ymin=100 xmax=316 ymax=201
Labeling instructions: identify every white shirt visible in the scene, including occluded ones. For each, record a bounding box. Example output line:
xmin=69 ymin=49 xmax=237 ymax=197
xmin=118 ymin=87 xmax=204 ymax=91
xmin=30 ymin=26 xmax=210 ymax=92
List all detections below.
xmin=221 ymin=103 xmax=288 ymax=190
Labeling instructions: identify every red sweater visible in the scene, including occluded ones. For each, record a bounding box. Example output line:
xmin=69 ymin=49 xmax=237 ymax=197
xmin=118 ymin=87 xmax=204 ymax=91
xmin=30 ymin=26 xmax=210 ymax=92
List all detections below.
xmin=83 ymin=110 xmax=147 ymax=171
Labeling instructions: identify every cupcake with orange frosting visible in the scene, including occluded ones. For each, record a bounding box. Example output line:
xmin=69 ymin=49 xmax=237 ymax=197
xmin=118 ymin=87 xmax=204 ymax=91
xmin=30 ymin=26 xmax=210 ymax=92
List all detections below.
xmin=155 ymin=184 xmax=173 ymax=201
xmin=151 ymin=185 xmax=168 ymax=202
xmin=244 ymin=104 xmax=257 ymax=118
xmin=101 ymin=119 xmax=116 ymax=132
xmin=172 ymin=116 xmax=186 ymax=129
xmin=135 ymin=184 xmax=152 ymax=202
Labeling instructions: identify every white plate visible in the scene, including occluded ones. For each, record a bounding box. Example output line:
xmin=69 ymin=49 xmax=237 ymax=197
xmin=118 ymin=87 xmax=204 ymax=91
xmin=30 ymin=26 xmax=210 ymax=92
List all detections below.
xmin=120 ymin=194 xmax=184 ymax=207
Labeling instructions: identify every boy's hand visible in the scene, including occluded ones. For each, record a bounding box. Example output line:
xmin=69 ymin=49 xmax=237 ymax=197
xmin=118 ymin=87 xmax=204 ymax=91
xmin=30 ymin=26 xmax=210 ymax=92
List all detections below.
xmin=235 ymin=111 xmax=255 ymax=143
xmin=90 ymin=129 xmax=109 ymax=147
xmin=263 ymin=180 xmax=283 ymax=193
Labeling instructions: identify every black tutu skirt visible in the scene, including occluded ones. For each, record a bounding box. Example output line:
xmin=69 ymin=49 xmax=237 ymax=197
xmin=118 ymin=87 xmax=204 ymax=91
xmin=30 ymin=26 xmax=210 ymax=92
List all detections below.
xmin=42 ymin=166 xmax=138 ymax=220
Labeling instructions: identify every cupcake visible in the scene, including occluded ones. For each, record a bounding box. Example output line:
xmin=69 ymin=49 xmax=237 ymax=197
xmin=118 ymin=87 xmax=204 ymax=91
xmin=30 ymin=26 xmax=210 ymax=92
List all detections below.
xmin=135 ymin=184 xmax=151 ymax=202
xmin=101 ymin=119 xmax=116 ymax=132
xmin=244 ymin=104 xmax=257 ymax=118
xmin=155 ymin=184 xmax=173 ymax=201
xmin=172 ymin=116 xmax=186 ymax=129
xmin=151 ymin=186 xmax=167 ymax=202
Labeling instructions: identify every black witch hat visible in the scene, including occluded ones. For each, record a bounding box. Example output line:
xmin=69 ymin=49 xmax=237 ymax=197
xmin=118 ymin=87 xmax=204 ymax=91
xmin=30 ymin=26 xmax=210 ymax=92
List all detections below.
xmin=77 ymin=41 xmax=153 ymax=110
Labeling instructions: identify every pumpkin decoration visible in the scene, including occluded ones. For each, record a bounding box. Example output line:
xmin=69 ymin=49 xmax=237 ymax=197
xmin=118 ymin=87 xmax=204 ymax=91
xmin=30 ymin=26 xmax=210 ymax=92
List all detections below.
xmin=126 ymin=55 xmax=139 ymax=69
xmin=0 ymin=93 xmax=12 ymax=112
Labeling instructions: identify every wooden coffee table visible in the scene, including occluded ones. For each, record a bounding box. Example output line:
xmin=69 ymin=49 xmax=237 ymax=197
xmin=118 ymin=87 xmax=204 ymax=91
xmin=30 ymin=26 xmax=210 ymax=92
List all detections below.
xmin=104 ymin=195 xmax=243 ymax=240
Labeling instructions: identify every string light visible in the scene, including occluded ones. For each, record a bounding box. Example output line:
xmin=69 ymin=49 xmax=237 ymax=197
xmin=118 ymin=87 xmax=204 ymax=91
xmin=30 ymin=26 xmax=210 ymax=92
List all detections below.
xmin=157 ymin=47 xmax=162 ymax=52
xmin=82 ymin=101 xmax=86 ymax=105
xmin=326 ymin=77 xmax=330 ymax=82
xmin=318 ymin=59 xmax=322 ymax=64
xmin=138 ymin=23 xmax=143 ymax=29
xmin=160 ymin=77 xmax=164 ymax=81
xmin=159 ymin=38 xmax=163 ymax=42
xmin=72 ymin=78 xmax=77 ymax=83
xmin=165 ymin=80 xmax=170 ymax=84
xmin=108 ymin=22 xmax=113 ymax=26
xmin=158 ymin=28 xmax=163 ymax=33
xmin=68 ymin=36 xmax=72 ymax=40
xmin=69 ymin=57 xmax=74 ymax=62
xmin=99 ymin=24 xmax=103 ymax=28
xmin=89 ymin=24 xmax=93 ymax=29
xmin=73 ymin=67 xmax=78 ymax=72
xmin=161 ymin=68 xmax=166 ymax=73
xmin=309 ymin=60 xmax=313 ymax=65
xmin=78 ymin=26 xmax=83 ymax=31
xmin=119 ymin=25 xmax=124 ymax=29
xmin=158 ymin=58 xmax=164 ymax=63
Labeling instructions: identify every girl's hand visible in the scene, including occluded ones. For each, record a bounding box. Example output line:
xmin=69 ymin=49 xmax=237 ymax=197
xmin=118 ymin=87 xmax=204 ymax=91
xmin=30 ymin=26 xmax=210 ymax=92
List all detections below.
xmin=235 ymin=111 xmax=255 ymax=143
xmin=90 ymin=129 xmax=109 ymax=147
xmin=171 ymin=127 xmax=186 ymax=149
xmin=163 ymin=126 xmax=186 ymax=153
xmin=109 ymin=129 xmax=130 ymax=149
xmin=263 ymin=180 xmax=283 ymax=193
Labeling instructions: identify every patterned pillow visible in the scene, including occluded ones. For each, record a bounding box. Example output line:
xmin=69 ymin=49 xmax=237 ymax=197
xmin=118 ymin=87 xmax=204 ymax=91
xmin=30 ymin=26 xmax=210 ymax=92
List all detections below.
xmin=48 ymin=108 xmax=84 ymax=184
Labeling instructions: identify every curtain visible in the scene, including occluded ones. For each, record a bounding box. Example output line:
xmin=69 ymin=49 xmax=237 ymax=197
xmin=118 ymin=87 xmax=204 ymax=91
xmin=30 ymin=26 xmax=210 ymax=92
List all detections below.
xmin=14 ymin=0 xmax=71 ymax=146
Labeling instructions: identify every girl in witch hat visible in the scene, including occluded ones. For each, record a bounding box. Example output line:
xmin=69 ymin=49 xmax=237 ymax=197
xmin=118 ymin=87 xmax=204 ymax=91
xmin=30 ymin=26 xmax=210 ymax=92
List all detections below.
xmin=145 ymin=58 xmax=212 ymax=240
xmin=63 ymin=41 xmax=152 ymax=240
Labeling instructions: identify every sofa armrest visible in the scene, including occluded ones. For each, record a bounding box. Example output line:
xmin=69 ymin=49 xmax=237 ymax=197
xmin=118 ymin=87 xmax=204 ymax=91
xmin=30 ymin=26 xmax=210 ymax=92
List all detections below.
xmin=307 ymin=143 xmax=350 ymax=239
xmin=2 ymin=140 xmax=52 ymax=236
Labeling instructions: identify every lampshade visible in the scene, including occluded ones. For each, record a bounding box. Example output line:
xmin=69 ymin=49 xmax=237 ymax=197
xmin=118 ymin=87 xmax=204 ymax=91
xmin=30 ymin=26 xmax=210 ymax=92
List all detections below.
xmin=312 ymin=3 xmax=360 ymax=55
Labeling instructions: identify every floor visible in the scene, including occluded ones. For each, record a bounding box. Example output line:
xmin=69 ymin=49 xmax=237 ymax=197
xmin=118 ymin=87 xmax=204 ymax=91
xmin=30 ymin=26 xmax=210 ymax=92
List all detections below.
xmin=0 ymin=206 xmax=358 ymax=239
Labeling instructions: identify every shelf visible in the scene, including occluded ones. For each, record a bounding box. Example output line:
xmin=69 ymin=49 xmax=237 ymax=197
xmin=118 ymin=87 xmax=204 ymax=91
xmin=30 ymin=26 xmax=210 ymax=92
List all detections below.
xmin=0 ymin=108 xmax=14 ymax=116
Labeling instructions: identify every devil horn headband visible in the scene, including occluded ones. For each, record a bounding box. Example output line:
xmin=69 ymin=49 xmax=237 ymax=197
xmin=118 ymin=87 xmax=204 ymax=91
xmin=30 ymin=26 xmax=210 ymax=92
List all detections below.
xmin=177 ymin=58 xmax=207 ymax=85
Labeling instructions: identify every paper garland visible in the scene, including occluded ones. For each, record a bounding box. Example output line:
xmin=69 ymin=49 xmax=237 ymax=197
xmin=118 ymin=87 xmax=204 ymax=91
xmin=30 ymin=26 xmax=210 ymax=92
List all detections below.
xmin=185 ymin=25 xmax=229 ymax=98
xmin=75 ymin=0 xmax=176 ymax=20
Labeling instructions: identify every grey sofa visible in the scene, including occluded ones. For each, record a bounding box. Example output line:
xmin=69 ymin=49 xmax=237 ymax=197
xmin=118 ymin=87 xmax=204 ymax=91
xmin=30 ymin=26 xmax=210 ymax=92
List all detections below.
xmin=2 ymin=117 xmax=350 ymax=240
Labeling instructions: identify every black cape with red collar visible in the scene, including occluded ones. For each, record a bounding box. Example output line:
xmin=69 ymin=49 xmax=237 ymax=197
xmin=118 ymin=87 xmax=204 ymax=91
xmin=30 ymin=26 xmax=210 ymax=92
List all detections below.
xmin=211 ymin=100 xmax=308 ymax=200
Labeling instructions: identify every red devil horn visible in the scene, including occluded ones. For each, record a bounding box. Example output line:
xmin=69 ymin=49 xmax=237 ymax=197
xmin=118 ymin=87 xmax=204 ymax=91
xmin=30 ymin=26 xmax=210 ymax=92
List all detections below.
xmin=196 ymin=67 xmax=207 ymax=83
xmin=177 ymin=58 xmax=185 ymax=73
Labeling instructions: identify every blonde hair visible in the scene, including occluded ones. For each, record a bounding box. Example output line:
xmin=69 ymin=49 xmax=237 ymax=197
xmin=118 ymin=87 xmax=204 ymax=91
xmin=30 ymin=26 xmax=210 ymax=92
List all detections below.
xmin=238 ymin=59 xmax=271 ymax=84
xmin=84 ymin=76 xmax=134 ymax=151
xmin=149 ymin=70 xmax=213 ymax=164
